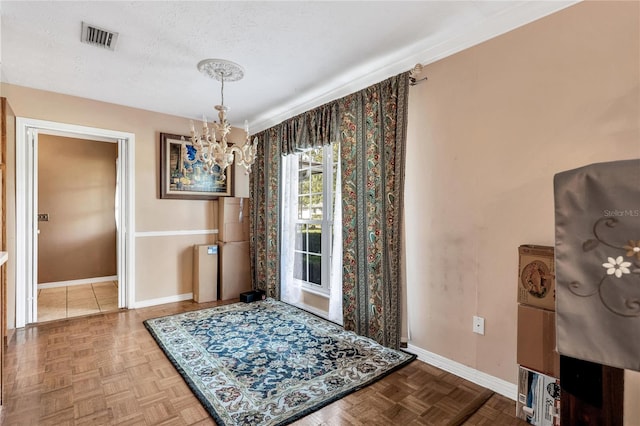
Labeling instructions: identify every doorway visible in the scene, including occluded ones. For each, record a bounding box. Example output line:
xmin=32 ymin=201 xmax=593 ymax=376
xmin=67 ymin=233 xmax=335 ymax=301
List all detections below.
xmin=37 ymin=134 xmax=119 ymax=322
xmin=15 ymin=118 xmax=135 ymax=327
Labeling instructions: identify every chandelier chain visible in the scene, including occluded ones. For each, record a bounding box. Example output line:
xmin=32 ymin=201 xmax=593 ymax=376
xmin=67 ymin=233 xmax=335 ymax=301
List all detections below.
xmin=220 ymin=75 xmax=225 ymax=107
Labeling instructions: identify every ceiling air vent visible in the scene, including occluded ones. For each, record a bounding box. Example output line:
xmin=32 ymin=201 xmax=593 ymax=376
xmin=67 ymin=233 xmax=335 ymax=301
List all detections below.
xmin=81 ymin=22 xmax=118 ymax=51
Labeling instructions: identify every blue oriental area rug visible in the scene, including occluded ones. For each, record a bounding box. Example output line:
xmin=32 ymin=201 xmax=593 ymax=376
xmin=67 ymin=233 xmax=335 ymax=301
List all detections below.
xmin=144 ymin=299 xmax=415 ymax=425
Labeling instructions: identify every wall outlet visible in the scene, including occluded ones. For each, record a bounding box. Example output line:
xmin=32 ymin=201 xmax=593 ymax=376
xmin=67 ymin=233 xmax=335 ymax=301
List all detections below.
xmin=473 ymin=316 xmax=485 ymax=335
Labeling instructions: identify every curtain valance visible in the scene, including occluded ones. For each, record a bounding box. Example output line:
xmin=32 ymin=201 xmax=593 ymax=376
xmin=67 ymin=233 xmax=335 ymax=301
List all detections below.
xmin=252 ymin=101 xmax=338 ymax=155
xmin=281 ymin=101 xmax=339 ymax=155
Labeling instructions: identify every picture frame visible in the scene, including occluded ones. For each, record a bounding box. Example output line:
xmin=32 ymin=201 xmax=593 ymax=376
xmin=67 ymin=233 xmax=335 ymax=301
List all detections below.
xmin=160 ymin=132 xmax=233 ymax=199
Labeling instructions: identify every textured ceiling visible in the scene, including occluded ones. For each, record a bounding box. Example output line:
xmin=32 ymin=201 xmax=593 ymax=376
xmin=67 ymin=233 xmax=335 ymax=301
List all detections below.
xmin=0 ymin=1 xmax=576 ymax=132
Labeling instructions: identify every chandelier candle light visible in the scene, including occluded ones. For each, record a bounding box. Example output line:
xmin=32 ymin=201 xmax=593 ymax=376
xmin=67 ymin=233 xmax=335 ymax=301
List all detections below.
xmin=185 ymin=59 xmax=258 ymax=180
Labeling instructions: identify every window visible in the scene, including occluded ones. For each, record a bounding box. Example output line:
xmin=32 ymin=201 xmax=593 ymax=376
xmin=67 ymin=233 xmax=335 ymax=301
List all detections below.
xmin=282 ymin=143 xmax=339 ymax=295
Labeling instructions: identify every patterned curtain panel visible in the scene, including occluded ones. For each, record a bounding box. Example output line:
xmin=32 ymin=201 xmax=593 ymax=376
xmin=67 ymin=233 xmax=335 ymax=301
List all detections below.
xmin=249 ymin=126 xmax=282 ymax=299
xmin=249 ymin=72 xmax=409 ymax=350
xmin=338 ymin=73 xmax=409 ymax=349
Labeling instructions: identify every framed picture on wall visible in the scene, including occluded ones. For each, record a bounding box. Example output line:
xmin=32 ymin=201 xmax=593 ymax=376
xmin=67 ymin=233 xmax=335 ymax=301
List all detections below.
xmin=160 ymin=132 xmax=233 ymax=199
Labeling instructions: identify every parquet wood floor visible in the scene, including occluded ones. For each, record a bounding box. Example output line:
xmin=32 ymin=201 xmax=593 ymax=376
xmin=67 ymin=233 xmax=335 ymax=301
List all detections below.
xmin=0 ymin=301 xmax=528 ymax=425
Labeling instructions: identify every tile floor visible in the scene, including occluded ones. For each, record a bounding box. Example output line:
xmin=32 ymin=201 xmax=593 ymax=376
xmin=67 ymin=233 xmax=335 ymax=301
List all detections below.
xmin=37 ymin=281 xmax=119 ymax=322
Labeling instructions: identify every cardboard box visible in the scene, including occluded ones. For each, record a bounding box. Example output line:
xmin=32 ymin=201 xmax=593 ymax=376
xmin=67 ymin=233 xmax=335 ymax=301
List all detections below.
xmin=219 ymin=241 xmax=252 ymax=300
xmin=518 ymin=245 xmax=556 ymax=311
xmin=193 ymin=244 xmax=218 ymax=303
xmin=218 ymin=197 xmax=250 ymax=242
xmin=517 ymin=304 xmax=560 ymax=378
xmin=517 ymin=366 xmax=561 ymax=425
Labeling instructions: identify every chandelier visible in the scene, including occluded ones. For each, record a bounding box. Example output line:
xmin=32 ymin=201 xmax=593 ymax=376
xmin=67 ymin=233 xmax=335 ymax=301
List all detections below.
xmin=186 ymin=59 xmax=258 ymax=180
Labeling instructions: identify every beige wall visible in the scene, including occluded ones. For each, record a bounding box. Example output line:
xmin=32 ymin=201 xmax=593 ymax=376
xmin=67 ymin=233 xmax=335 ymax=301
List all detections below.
xmin=0 ymin=84 xmax=253 ymax=328
xmin=38 ymin=135 xmax=117 ymax=283
xmin=136 ymin=233 xmax=217 ymax=301
xmin=626 ymin=370 xmax=640 ymax=425
xmin=405 ymin=0 xmax=639 ymax=396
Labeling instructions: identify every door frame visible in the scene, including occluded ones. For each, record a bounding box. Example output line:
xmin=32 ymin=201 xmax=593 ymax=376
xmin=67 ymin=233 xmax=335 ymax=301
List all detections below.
xmin=15 ymin=118 xmax=135 ymax=327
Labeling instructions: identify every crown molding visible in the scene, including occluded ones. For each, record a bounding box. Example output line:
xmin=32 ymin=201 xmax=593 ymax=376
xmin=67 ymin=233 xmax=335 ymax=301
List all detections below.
xmin=250 ymin=1 xmax=579 ymax=134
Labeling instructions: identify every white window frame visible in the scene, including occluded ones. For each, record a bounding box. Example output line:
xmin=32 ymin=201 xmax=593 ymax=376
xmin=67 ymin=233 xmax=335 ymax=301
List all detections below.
xmin=291 ymin=144 xmax=337 ymax=295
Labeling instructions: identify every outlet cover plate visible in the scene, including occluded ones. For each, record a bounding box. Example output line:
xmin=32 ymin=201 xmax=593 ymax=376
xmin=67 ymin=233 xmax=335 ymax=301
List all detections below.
xmin=473 ymin=316 xmax=485 ymax=335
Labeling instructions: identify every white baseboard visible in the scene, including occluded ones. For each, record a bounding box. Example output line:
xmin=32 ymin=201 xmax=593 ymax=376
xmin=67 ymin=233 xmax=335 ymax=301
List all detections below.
xmin=132 ymin=293 xmax=193 ymax=309
xmin=406 ymin=343 xmax=517 ymax=400
xmin=38 ymin=275 xmax=118 ymax=289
